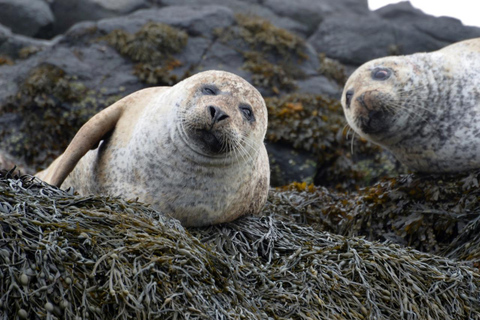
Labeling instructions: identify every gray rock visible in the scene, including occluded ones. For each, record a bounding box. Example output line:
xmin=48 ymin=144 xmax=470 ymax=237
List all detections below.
xmin=0 ymin=24 xmax=52 ymax=59
xmin=154 ymin=0 xmax=308 ymax=35
xmin=376 ymin=1 xmax=480 ymax=43
xmin=0 ymin=0 xmax=54 ymax=38
xmin=198 ymin=41 xmax=251 ymax=80
xmin=96 ymin=5 xmax=234 ymax=36
xmin=296 ymin=76 xmax=342 ymax=98
xmin=264 ymin=0 xmax=369 ymax=35
xmin=267 ymin=142 xmax=318 ymax=187
xmin=50 ymin=0 xmax=149 ymax=36
xmin=308 ymin=11 xmax=448 ymax=66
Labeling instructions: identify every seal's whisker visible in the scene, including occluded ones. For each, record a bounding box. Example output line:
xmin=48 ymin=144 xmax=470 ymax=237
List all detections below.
xmin=385 ymin=101 xmax=432 ymax=124
xmin=349 ymin=127 xmax=356 ymax=155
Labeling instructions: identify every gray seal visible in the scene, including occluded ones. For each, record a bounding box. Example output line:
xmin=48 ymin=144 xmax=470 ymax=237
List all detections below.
xmin=37 ymin=70 xmax=270 ymax=227
xmin=341 ymin=38 xmax=480 ymax=173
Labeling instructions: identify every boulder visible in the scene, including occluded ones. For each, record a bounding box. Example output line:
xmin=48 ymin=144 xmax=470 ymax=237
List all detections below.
xmin=0 ymin=0 xmax=54 ymax=38
xmin=309 ymin=1 xmax=480 ymax=66
xmin=153 ymin=0 xmax=309 ymax=35
xmin=376 ymin=1 xmax=480 ymax=43
xmin=308 ymin=11 xmax=447 ymax=66
xmin=0 ymin=24 xmax=51 ymax=59
xmin=263 ymin=0 xmax=369 ymax=35
xmin=50 ymin=0 xmax=149 ymax=36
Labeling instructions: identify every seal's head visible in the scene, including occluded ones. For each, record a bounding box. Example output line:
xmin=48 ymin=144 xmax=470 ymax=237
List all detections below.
xmin=341 ymin=38 xmax=480 ymax=173
xmin=169 ymin=70 xmax=267 ymax=163
xmin=341 ymin=56 xmax=423 ymax=146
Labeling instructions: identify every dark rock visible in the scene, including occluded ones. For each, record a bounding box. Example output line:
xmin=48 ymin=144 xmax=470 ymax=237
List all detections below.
xmin=308 ymin=11 xmax=448 ymax=66
xmin=376 ymin=1 xmax=480 ymax=43
xmin=0 ymin=0 xmax=54 ymax=38
xmin=96 ymin=5 xmax=234 ymax=36
xmin=0 ymin=24 xmax=51 ymax=59
xmin=309 ymin=1 xmax=480 ymax=66
xmin=267 ymin=142 xmax=318 ymax=186
xmin=50 ymin=0 xmax=149 ymax=36
xmin=153 ymin=0 xmax=309 ymax=35
xmin=296 ymin=76 xmax=342 ymax=98
xmin=264 ymin=0 xmax=369 ymax=35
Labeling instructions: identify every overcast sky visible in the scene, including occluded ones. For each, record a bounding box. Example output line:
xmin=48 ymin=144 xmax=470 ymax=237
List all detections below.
xmin=369 ymin=0 xmax=480 ymax=27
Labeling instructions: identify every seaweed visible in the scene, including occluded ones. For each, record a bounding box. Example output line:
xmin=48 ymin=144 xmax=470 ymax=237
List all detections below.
xmin=0 ymin=56 xmax=14 ymax=66
xmin=269 ymin=170 xmax=480 ymax=259
xmin=0 ymin=171 xmax=479 ymax=319
xmin=318 ymin=53 xmax=347 ymax=86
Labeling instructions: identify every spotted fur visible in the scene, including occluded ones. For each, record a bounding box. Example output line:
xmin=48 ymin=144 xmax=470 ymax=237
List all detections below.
xmin=341 ymin=38 xmax=480 ymax=173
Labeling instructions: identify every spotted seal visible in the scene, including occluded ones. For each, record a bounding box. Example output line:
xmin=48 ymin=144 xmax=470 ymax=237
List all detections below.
xmin=37 ymin=70 xmax=270 ymax=227
xmin=341 ymin=38 xmax=480 ymax=172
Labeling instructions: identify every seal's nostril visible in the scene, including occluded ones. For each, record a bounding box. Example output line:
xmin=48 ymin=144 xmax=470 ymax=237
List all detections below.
xmin=208 ymin=105 xmax=229 ymax=123
xmin=209 ymin=105 xmax=216 ymax=118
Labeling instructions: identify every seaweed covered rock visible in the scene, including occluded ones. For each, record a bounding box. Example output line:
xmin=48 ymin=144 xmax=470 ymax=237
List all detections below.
xmin=269 ymin=170 xmax=480 ymax=259
xmin=100 ymin=22 xmax=188 ymax=85
xmin=0 ymin=64 xmax=122 ymax=170
xmin=213 ymin=14 xmax=326 ymax=96
xmin=265 ymin=93 xmax=405 ymax=189
xmin=1 ymin=171 xmax=480 ymax=319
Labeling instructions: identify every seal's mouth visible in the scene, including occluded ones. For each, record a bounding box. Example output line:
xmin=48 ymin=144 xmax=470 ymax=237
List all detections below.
xmin=355 ymin=91 xmax=393 ymax=135
xmin=193 ymin=129 xmax=225 ymax=154
xmin=358 ymin=110 xmax=391 ymax=134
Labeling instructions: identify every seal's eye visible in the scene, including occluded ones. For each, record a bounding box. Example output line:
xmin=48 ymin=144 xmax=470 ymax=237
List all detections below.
xmin=372 ymin=68 xmax=391 ymax=81
xmin=239 ymin=104 xmax=255 ymax=122
xmin=345 ymin=89 xmax=354 ymax=109
xmin=202 ymin=85 xmax=219 ymax=95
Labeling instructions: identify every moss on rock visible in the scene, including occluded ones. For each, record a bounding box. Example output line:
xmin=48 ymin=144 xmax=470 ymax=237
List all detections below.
xmin=101 ymin=22 xmax=188 ymax=86
xmin=318 ymin=53 xmax=347 ymax=86
xmin=216 ymin=14 xmax=307 ymax=95
xmin=0 ymin=64 xmax=122 ymax=169
xmin=0 ymin=56 xmax=14 ymax=65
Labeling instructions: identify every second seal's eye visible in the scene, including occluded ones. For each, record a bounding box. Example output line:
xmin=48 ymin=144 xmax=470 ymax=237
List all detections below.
xmin=372 ymin=68 xmax=391 ymax=81
xmin=202 ymin=85 xmax=218 ymax=95
xmin=239 ymin=104 xmax=255 ymax=122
